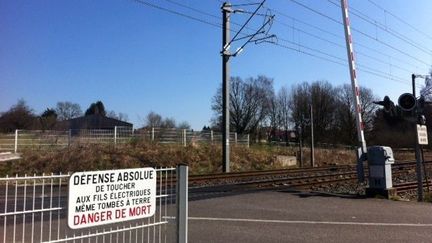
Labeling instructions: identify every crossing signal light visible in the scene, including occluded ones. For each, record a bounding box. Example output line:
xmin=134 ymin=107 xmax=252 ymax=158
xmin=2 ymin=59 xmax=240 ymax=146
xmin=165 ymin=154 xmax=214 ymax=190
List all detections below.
xmin=398 ymin=93 xmax=416 ymax=111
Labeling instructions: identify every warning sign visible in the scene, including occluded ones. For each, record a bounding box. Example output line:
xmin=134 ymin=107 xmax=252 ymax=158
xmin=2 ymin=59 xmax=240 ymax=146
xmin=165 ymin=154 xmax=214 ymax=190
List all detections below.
xmin=68 ymin=168 xmax=156 ymax=229
xmin=417 ymin=125 xmax=428 ymax=145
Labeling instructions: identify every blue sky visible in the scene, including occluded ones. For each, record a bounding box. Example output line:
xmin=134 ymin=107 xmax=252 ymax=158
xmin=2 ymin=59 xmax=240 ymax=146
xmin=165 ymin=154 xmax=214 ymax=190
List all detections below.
xmin=1 ymin=0 xmax=432 ymax=130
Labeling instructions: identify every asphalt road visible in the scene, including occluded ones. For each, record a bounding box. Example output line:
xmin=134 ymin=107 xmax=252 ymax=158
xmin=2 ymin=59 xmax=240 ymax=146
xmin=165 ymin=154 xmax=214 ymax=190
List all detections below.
xmin=3 ymin=183 xmax=432 ymax=242
xmin=188 ymin=189 xmax=432 ymax=243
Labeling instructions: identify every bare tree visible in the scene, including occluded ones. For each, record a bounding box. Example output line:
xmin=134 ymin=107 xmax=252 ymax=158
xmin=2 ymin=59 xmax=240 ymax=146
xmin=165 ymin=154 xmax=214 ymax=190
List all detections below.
xmin=289 ymin=82 xmax=310 ymax=140
xmin=107 ymin=110 xmax=129 ymax=122
xmin=359 ymin=86 xmax=379 ymax=133
xmin=145 ymin=111 xmax=162 ymax=128
xmin=334 ymin=84 xmax=355 ymax=144
xmin=177 ymin=121 xmax=191 ymax=130
xmin=310 ymin=81 xmax=338 ymax=138
xmin=333 ymin=84 xmax=379 ymax=144
xmin=420 ymin=68 xmax=432 ymax=100
xmin=277 ymin=86 xmax=291 ymax=144
xmin=212 ymin=75 xmax=274 ymax=137
xmin=268 ymin=92 xmax=281 ymax=141
xmin=55 ymin=101 xmax=82 ymax=121
xmin=161 ymin=117 xmax=176 ymax=128
xmin=290 ymin=81 xmax=338 ymax=144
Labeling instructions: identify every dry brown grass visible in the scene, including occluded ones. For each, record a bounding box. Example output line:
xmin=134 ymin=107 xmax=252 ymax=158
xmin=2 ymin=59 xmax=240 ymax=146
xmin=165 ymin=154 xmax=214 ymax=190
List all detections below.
xmin=300 ymin=147 xmax=356 ymax=166
xmin=0 ymin=142 xmax=380 ymax=176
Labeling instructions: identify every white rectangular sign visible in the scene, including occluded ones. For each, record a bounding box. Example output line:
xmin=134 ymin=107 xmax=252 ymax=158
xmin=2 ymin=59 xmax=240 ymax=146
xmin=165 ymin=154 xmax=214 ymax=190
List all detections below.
xmin=417 ymin=125 xmax=428 ymax=145
xmin=68 ymin=168 xmax=156 ymax=229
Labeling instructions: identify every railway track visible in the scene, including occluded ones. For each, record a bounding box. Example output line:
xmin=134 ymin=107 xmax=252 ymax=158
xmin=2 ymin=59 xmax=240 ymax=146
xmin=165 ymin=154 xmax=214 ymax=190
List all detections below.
xmin=186 ymin=160 xmax=432 ymax=198
xmin=393 ymin=180 xmax=432 ymax=193
xmin=189 ymin=160 xmax=431 ymax=186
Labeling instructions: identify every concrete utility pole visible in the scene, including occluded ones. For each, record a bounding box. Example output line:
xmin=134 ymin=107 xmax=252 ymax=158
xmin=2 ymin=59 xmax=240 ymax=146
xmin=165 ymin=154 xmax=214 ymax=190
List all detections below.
xmin=340 ymin=0 xmax=367 ymax=182
xmin=222 ymin=2 xmax=232 ymax=172
xmin=220 ymin=1 xmax=274 ymax=173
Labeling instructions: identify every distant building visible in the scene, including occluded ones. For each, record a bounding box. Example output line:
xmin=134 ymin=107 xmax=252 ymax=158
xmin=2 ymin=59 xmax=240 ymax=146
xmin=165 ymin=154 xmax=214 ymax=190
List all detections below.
xmin=267 ymin=128 xmax=297 ymax=143
xmin=56 ymin=114 xmax=133 ymax=130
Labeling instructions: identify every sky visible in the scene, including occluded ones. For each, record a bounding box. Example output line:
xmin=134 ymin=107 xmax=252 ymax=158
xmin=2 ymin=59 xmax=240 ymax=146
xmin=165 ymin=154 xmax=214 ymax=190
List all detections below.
xmin=1 ymin=0 xmax=432 ymax=130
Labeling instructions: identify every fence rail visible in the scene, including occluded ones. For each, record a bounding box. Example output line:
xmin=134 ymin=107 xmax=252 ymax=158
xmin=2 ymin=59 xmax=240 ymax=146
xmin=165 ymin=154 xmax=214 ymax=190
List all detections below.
xmin=0 ymin=166 xmax=186 ymax=243
xmin=0 ymin=127 xmax=250 ymax=152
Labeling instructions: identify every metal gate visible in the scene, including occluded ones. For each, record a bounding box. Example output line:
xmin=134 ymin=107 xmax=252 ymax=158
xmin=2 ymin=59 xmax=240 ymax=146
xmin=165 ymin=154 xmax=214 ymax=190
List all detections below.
xmin=0 ymin=165 xmax=188 ymax=243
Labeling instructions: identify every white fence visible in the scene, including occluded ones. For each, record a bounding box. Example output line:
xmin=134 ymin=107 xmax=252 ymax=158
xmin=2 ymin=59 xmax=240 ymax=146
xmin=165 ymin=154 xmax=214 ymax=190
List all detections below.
xmin=0 ymin=127 xmax=250 ymax=152
xmin=0 ymin=166 xmax=188 ymax=243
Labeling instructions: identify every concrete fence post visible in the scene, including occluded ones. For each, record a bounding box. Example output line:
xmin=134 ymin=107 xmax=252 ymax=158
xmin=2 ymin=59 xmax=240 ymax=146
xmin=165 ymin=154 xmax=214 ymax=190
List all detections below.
xmin=176 ymin=164 xmax=188 ymax=243
xmin=234 ymin=132 xmax=238 ymax=145
xmin=151 ymin=127 xmax=155 ymax=142
xmin=247 ymin=134 xmax=250 ymax=148
xmin=14 ymin=129 xmax=18 ymax=153
xmin=210 ymin=130 xmax=214 ymax=144
xmin=183 ymin=129 xmax=187 ymax=147
xmin=114 ymin=126 xmax=117 ymax=145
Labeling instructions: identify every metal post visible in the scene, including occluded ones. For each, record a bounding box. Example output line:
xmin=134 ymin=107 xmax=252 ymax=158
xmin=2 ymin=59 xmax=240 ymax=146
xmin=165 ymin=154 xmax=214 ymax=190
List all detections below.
xmin=14 ymin=129 xmax=18 ymax=153
xmin=421 ymin=147 xmax=430 ymax=192
xmin=151 ymin=127 xmax=155 ymax=142
xmin=114 ymin=126 xmax=117 ymax=145
xmin=222 ymin=2 xmax=232 ymax=173
xmin=340 ymin=0 xmax=366 ymax=182
xmin=176 ymin=164 xmax=188 ymax=243
xmin=183 ymin=129 xmax=187 ymax=147
xmin=415 ymin=142 xmax=424 ymax=201
xmin=412 ymin=74 xmax=424 ymax=201
xmin=298 ymin=126 xmax=303 ymax=167
xmin=310 ymin=104 xmax=315 ymax=167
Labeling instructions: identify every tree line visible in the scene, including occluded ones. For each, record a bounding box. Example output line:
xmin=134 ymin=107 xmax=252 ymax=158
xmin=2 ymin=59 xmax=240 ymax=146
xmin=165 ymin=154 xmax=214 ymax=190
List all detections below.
xmin=210 ymin=75 xmax=426 ymax=147
xmin=3 ymin=72 xmax=432 ymax=147
xmin=0 ymin=100 xmax=129 ymax=132
xmin=0 ymin=100 xmax=192 ymax=133
xmin=142 ymin=111 xmax=191 ymax=130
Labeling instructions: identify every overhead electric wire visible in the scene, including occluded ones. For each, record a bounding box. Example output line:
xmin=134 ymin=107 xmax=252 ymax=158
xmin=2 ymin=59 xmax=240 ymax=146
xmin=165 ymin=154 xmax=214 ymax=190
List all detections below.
xmin=278 ymin=38 xmax=408 ymax=84
xmin=226 ymin=0 xmax=421 ymax=70
xmin=275 ymin=20 xmax=414 ymax=74
xmin=273 ymin=42 xmax=409 ymax=85
xmin=131 ymin=0 xmax=222 ymax=29
xmin=327 ymin=0 xmax=432 ymax=55
xmin=367 ymin=0 xmax=432 ymax=41
xmin=132 ymin=0 xmax=411 ymax=85
xmin=163 ymin=0 xmax=220 ymax=20
xmin=354 ymin=42 xmax=418 ymax=70
xmin=273 ymin=42 xmax=346 ymax=66
xmin=287 ymin=0 xmax=430 ymax=67
xmin=244 ymin=0 xmax=421 ymax=71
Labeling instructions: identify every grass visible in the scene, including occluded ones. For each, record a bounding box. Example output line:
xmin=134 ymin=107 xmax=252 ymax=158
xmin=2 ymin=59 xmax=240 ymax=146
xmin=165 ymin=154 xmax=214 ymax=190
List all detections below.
xmin=0 ymin=141 xmax=374 ymax=176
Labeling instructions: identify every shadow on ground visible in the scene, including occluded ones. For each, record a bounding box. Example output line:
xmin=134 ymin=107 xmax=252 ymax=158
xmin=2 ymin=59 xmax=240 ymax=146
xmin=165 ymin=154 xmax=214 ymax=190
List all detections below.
xmin=189 ymin=184 xmax=367 ymax=201
xmin=277 ymin=188 xmax=367 ymax=200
